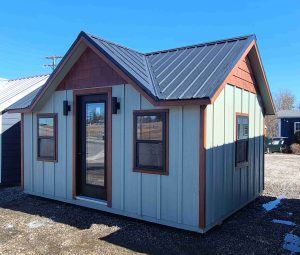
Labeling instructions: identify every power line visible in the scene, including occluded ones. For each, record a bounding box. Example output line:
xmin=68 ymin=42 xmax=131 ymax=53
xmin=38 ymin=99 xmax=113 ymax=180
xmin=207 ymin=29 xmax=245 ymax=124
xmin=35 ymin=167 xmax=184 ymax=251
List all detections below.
xmin=43 ymin=55 xmax=63 ymax=71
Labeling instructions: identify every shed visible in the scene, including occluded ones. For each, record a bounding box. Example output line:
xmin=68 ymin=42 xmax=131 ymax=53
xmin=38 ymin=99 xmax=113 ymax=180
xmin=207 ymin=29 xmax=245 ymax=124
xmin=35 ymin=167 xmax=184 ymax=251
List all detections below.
xmin=8 ymin=32 xmax=274 ymax=233
xmin=277 ymin=110 xmax=300 ymax=145
xmin=0 ymin=74 xmax=49 ymax=185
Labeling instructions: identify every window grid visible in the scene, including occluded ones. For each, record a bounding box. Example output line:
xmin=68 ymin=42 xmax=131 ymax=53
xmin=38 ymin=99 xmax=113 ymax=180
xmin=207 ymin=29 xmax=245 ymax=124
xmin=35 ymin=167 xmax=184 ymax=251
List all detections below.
xmin=37 ymin=113 xmax=58 ymax=162
xmin=133 ymin=110 xmax=169 ymax=175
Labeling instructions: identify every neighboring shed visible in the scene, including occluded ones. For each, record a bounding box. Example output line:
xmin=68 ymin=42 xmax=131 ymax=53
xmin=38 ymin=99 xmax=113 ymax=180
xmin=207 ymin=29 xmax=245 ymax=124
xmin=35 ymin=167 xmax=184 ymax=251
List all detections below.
xmin=8 ymin=32 xmax=274 ymax=233
xmin=277 ymin=110 xmax=300 ymax=145
xmin=0 ymin=75 xmax=49 ymax=185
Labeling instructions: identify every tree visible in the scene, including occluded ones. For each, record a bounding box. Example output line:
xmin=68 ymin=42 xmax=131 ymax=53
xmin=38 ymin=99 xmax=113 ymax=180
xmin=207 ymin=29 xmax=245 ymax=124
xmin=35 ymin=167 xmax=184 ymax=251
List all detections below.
xmin=265 ymin=90 xmax=296 ymax=138
xmin=274 ymin=90 xmax=295 ymax=111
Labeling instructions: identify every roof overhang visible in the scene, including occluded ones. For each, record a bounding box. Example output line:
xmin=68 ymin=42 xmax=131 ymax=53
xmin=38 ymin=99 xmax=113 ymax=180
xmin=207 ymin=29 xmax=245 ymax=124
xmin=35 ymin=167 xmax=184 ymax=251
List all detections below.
xmin=247 ymin=42 xmax=275 ymax=115
xmin=8 ymin=32 xmax=273 ymax=114
xmin=211 ymin=40 xmax=275 ymax=115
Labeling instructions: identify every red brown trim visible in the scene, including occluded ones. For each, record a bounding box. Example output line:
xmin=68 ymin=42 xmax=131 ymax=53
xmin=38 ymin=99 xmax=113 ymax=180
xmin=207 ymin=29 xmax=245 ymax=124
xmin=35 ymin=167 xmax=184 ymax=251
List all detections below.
xmin=20 ymin=113 xmax=24 ymax=190
xmin=199 ymin=105 xmax=207 ymax=229
xmin=236 ymin=112 xmax=249 ymax=117
xmin=211 ymin=41 xmax=256 ymax=103
xmin=132 ymin=109 xmax=169 ymax=175
xmin=73 ymin=87 xmax=112 ymax=207
xmin=251 ymin=43 xmax=275 ymax=112
xmin=211 ymin=41 xmax=275 ymax=115
xmin=36 ymin=113 xmax=58 ymax=162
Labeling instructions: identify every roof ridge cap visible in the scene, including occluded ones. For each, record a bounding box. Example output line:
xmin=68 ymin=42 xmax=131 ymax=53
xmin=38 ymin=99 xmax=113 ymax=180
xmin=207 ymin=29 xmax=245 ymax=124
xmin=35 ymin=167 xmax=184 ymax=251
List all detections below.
xmin=8 ymin=73 xmax=50 ymax=82
xmin=84 ymin=32 xmax=145 ymax=55
xmin=146 ymin=34 xmax=256 ymax=56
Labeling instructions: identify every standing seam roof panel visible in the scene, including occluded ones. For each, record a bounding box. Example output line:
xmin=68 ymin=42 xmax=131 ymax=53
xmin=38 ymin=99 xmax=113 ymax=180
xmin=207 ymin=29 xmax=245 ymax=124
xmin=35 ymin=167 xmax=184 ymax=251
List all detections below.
xmin=165 ymin=44 xmax=223 ymax=99
xmin=202 ymin=38 xmax=253 ymax=98
xmin=156 ymin=45 xmax=212 ymax=96
xmin=180 ymin=41 xmax=237 ymax=99
xmin=156 ymin=47 xmax=197 ymax=82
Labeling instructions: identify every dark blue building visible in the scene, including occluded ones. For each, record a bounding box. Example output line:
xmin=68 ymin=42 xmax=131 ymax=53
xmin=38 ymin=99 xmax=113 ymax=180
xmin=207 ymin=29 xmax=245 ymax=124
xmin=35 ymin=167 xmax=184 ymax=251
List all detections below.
xmin=278 ymin=110 xmax=300 ymax=145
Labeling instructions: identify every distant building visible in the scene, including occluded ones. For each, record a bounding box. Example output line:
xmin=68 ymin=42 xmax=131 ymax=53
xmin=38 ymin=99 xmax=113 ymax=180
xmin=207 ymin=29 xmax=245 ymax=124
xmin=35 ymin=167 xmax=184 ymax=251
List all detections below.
xmin=277 ymin=110 xmax=300 ymax=145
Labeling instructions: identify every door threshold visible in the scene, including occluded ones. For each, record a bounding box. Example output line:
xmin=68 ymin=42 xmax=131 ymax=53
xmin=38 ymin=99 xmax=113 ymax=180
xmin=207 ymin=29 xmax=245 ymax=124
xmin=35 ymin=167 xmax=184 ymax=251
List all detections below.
xmin=75 ymin=196 xmax=108 ymax=206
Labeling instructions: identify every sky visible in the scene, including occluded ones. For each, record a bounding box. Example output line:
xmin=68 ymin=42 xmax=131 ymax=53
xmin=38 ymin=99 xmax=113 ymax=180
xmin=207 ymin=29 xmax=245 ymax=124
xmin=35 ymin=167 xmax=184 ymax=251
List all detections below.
xmin=0 ymin=0 xmax=299 ymax=104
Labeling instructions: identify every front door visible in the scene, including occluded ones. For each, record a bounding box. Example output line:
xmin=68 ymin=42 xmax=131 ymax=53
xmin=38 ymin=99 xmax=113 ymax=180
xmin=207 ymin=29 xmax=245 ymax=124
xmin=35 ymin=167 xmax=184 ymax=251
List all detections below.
xmin=76 ymin=94 xmax=107 ymax=200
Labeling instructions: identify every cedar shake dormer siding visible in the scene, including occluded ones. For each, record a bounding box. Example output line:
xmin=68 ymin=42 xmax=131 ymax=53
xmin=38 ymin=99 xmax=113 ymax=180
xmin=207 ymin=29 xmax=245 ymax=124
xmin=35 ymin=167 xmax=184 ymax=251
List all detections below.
xmin=56 ymin=47 xmax=126 ymax=91
xmin=228 ymin=56 xmax=257 ymax=94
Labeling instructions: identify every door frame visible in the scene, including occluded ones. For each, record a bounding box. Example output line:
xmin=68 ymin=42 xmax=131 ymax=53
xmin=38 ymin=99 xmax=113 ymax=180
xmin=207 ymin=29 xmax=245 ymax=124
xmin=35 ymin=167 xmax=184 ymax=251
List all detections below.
xmin=73 ymin=87 xmax=112 ymax=207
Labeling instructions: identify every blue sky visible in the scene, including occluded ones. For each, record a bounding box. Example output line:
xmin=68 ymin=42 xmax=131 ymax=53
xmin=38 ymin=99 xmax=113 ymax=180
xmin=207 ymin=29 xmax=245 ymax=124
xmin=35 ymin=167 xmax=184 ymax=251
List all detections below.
xmin=0 ymin=0 xmax=299 ymax=104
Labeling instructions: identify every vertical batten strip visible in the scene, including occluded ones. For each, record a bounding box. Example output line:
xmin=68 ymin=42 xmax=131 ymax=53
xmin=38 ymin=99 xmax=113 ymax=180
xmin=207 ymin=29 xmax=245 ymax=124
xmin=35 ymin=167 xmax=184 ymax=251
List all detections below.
xmin=232 ymin=86 xmax=236 ymax=207
xmin=65 ymin=90 xmax=68 ymax=199
xmin=222 ymin=86 xmax=227 ymax=216
xmin=253 ymin=96 xmax=257 ymax=195
xmin=199 ymin=105 xmax=207 ymax=228
xmin=31 ymin=113 xmax=34 ymax=192
xmin=120 ymin=84 xmax=125 ymax=210
xmin=156 ymin=175 xmax=161 ymax=220
xmin=137 ymin=94 xmax=142 ymax=216
xmin=177 ymin=106 xmax=183 ymax=224
xmin=257 ymin=100 xmax=260 ymax=193
xmin=53 ymin=93 xmax=56 ymax=197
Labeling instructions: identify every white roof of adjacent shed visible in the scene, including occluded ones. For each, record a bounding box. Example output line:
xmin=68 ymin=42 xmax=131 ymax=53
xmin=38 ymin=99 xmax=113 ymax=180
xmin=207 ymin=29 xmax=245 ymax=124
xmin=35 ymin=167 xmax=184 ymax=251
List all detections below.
xmin=0 ymin=74 xmax=49 ymax=113
xmin=277 ymin=110 xmax=300 ymax=118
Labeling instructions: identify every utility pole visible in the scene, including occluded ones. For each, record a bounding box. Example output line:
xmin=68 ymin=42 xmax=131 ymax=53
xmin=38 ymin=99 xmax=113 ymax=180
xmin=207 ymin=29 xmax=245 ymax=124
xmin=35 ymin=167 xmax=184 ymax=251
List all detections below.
xmin=43 ymin=56 xmax=63 ymax=71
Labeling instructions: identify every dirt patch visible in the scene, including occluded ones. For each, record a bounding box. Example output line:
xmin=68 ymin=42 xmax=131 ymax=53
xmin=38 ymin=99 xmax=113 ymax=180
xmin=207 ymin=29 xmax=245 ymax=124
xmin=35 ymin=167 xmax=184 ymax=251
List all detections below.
xmin=0 ymin=154 xmax=299 ymax=255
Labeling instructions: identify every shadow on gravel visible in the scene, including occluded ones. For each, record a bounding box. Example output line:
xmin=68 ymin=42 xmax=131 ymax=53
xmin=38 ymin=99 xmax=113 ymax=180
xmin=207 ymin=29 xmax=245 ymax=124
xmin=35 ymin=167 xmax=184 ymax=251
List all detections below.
xmin=0 ymin=188 xmax=300 ymax=254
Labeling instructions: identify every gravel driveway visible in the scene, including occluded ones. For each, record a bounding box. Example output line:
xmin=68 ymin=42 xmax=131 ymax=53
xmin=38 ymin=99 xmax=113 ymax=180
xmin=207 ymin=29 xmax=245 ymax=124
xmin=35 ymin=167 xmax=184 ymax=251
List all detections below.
xmin=0 ymin=153 xmax=299 ymax=255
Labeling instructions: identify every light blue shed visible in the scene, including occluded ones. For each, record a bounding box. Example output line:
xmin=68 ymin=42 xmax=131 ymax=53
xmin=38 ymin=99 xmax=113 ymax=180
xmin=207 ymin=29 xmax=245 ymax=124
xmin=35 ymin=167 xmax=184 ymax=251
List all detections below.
xmin=8 ymin=32 xmax=275 ymax=233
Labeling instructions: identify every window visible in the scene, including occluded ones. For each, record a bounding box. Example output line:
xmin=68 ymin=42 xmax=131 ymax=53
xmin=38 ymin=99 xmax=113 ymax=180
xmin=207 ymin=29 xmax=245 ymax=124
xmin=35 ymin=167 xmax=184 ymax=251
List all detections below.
xmin=133 ymin=110 xmax=168 ymax=174
xmin=236 ymin=114 xmax=249 ymax=166
xmin=37 ymin=114 xmax=57 ymax=161
xmin=295 ymin=122 xmax=300 ymax=134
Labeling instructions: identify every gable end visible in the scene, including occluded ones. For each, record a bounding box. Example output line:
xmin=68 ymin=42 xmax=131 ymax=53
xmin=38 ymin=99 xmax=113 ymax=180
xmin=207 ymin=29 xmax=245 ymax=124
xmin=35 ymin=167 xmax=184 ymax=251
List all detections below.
xmin=56 ymin=47 xmax=126 ymax=90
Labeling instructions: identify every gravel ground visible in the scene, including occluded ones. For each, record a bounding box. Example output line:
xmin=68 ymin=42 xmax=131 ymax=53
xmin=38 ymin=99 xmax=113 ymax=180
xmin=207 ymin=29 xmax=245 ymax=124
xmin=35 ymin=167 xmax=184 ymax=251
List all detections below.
xmin=0 ymin=153 xmax=299 ymax=255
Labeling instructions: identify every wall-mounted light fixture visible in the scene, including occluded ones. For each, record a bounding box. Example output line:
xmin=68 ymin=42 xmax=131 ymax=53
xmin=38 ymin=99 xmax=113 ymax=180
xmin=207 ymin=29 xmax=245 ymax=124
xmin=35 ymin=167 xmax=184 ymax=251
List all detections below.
xmin=63 ymin=100 xmax=71 ymax=116
xmin=112 ymin=97 xmax=120 ymax=114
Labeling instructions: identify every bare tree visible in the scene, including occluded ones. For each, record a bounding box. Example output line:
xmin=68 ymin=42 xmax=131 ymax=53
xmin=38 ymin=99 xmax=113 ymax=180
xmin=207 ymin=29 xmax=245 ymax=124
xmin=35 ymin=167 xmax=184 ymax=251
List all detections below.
xmin=265 ymin=90 xmax=296 ymax=137
xmin=274 ymin=90 xmax=295 ymax=111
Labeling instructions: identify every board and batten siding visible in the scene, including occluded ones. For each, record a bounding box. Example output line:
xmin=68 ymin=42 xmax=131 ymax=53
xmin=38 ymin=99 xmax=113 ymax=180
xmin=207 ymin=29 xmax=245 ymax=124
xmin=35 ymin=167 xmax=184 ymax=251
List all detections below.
xmin=205 ymin=84 xmax=264 ymax=230
xmin=0 ymin=112 xmax=21 ymax=184
xmin=23 ymin=84 xmax=201 ymax=232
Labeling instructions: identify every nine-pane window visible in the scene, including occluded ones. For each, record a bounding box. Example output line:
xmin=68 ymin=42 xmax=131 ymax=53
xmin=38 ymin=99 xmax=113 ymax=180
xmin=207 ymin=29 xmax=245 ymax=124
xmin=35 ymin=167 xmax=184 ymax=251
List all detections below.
xmin=133 ymin=110 xmax=168 ymax=174
xmin=236 ymin=114 xmax=249 ymax=166
xmin=37 ymin=114 xmax=57 ymax=161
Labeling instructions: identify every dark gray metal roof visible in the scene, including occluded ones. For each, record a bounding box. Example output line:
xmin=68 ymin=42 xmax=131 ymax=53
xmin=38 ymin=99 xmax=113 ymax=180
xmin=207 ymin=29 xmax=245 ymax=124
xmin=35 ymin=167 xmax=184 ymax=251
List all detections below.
xmin=0 ymin=74 xmax=49 ymax=112
xmin=8 ymin=33 xmax=260 ymax=112
xmin=277 ymin=110 xmax=300 ymax=118
xmin=85 ymin=32 xmax=255 ymax=100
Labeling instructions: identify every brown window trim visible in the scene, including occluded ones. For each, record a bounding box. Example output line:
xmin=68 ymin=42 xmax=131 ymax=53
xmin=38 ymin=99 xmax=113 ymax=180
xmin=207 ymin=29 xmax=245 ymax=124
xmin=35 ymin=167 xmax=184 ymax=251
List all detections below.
xmin=235 ymin=112 xmax=249 ymax=167
xmin=37 ymin=113 xmax=58 ymax=162
xmin=133 ymin=109 xmax=169 ymax=175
